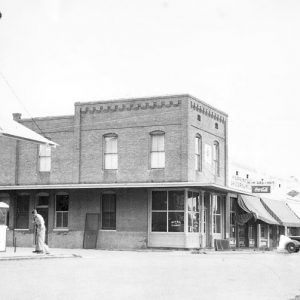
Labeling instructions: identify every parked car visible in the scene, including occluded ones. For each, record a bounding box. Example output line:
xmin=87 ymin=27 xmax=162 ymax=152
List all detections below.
xmin=278 ymin=235 xmax=300 ymax=253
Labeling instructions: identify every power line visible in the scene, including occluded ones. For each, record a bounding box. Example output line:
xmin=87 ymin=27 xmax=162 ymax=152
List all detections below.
xmin=0 ymin=70 xmax=45 ymax=134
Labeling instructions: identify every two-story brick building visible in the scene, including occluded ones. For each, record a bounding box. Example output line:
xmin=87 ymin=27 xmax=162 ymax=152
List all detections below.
xmin=1 ymin=94 xmax=290 ymax=250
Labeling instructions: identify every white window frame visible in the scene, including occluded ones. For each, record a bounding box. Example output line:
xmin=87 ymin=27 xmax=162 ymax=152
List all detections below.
xmin=103 ymin=134 xmax=118 ymax=170
xmin=39 ymin=144 xmax=51 ymax=172
xmin=150 ymin=131 xmax=165 ymax=169
xmin=55 ymin=193 xmax=69 ymax=229
xmin=195 ymin=135 xmax=202 ymax=171
xmin=213 ymin=141 xmax=220 ymax=177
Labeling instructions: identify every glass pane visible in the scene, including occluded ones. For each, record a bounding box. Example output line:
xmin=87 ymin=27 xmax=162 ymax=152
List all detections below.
xmin=193 ymin=193 xmax=200 ymax=212
xmin=16 ymin=213 xmax=29 ymax=229
xmin=212 ymin=195 xmax=220 ymax=214
xmin=151 ymin=152 xmax=165 ymax=168
xmin=39 ymin=144 xmax=51 ymax=156
xmin=37 ymin=195 xmax=49 ymax=206
xmin=102 ymin=212 xmax=116 ymax=229
xmin=40 ymin=157 xmax=50 ymax=172
xmin=187 ymin=192 xmax=193 ymax=211
xmin=63 ymin=212 xmax=68 ymax=228
xmin=16 ymin=195 xmax=30 ymax=212
xmin=195 ymin=155 xmax=199 ymax=170
xmin=214 ymin=215 xmax=221 ymax=233
xmin=152 ymin=212 xmax=167 ymax=232
xmin=56 ymin=212 xmax=62 ymax=227
xmin=105 ymin=136 xmax=117 ymax=153
xmin=168 ymin=212 xmax=184 ymax=232
xmin=195 ymin=137 xmax=199 ymax=154
xmin=152 ymin=191 xmax=167 ymax=210
xmin=56 ymin=195 xmax=69 ymax=211
xmin=168 ymin=191 xmax=184 ymax=210
xmin=188 ymin=212 xmax=199 ymax=233
xmin=152 ymin=134 xmax=164 ymax=151
xmin=102 ymin=194 xmax=116 ymax=212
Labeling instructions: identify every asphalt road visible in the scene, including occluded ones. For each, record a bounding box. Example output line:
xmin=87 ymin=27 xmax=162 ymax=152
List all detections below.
xmin=1 ymin=250 xmax=300 ymax=300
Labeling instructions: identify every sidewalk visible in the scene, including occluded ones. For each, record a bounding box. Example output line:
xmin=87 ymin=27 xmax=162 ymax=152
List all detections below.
xmin=0 ymin=247 xmax=82 ymax=261
xmin=0 ymin=246 xmax=284 ymax=261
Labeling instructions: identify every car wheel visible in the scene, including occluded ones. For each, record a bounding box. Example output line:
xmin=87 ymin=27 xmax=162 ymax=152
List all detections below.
xmin=295 ymin=248 xmax=300 ymax=253
xmin=287 ymin=243 xmax=296 ymax=253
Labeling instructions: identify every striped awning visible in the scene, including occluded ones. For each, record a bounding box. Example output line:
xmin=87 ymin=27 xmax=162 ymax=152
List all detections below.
xmin=261 ymin=197 xmax=300 ymax=227
xmin=238 ymin=194 xmax=279 ymax=225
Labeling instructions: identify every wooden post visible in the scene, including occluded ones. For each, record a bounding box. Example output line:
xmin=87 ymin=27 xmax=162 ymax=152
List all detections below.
xmin=225 ymin=194 xmax=230 ymax=241
xmin=257 ymin=224 xmax=261 ymax=248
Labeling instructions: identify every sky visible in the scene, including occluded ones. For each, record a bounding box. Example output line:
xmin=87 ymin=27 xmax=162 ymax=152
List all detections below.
xmin=0 ymin=0 xmax=300 ymax=180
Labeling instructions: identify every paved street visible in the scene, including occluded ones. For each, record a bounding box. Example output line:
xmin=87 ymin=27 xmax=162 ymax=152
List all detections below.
xmin=1 ymin=249 xmax=300 ymax=300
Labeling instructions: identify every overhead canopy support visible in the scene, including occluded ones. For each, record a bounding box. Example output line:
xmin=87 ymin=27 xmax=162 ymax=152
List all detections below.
xmin=0 ymin=116 xmax=58 ymax=147
xmin=238 ymin=194 xmax=279 ymax=225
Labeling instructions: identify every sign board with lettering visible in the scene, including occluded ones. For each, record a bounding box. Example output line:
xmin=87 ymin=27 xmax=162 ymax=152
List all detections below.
xmin=251 ymin=186 xmax=271 ymax=193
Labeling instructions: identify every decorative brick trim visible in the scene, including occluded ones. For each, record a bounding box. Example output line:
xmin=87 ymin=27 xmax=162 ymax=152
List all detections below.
xmin=190 ymin=101 xmax=226 ymax=123
xmin=80 ymin=99 xmax=181 ymax=114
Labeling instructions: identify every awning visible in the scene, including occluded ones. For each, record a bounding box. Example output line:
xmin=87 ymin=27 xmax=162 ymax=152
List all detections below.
xmin=0 ymin=116 xmax=57 ymax=147
xmin=261 ymin=198 xmax=300 ymax=227
xmin=238 ymin=194 xmax=279 ymax=225
xmin=287 ymin=201 xmax=300 ymax=220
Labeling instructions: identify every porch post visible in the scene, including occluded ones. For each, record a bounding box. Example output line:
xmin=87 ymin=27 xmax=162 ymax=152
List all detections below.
xmin=257 ymin=224 xmax=261 ymax=248
xmin=225 ymin=194 xmax=230 ymax=240
xmin=200 ymin=191 xmax=205 ymax=248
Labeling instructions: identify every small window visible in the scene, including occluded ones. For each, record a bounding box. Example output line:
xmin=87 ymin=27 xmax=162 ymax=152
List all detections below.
xmin=55 ymin=194 xmax=69 ymax=228
xmin=150 ymin=131 xmax=165 ymax=169
xmin=236 ymin=171 xmax=239 ymax=176
xmin=215 ymin=123 xmax=218 ymax=129
xmin=104 ymin=134 xmax=118 ymax=170
xmin=197 ymin=115 xmax=201 ymax=121
xmin=246 ymin=174 xmax=249 ymax=179
xmin=39 ymin=145 xmax=51 ymax=172
xmin=16 ymin=194 xmax=30 ymax=229
xmin=102 ymin=194 xmax=116 ymax=230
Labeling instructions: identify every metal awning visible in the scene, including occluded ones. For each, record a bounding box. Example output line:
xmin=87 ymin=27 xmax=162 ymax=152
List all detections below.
xmin=238 ymin=194 xmax=279 ymax=225
xmin=0 ymin=116 xmax=57 ymax=147
xmin=261 ymin=197 xmax=300 ymax=227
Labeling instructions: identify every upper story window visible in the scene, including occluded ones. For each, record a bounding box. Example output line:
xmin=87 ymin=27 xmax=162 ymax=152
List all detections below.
xmin=195 ymin=134 xmax=202 ymax=171
xmin=55 ymin=194 xmax=69 ymax=228
xmin=39 ymin=144 xmax=51 ymax=172
xmin=215 ymin=123 xmax=218 ymax=129
xmin=150 ymin=131 xmax=165 ymax=169
xmin=213 ymin=141 xmax=220 ymax=176
xmin=104 ymin=134 xmax=118 ymax=170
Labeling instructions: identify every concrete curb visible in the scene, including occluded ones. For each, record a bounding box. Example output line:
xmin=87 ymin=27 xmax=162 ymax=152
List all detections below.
xmin=0 ymin=254 xmax=82 ymax=261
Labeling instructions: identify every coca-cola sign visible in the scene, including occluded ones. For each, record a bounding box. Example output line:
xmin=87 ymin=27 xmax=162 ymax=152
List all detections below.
xmin=251 ymin=186 xmax=271 ymax=193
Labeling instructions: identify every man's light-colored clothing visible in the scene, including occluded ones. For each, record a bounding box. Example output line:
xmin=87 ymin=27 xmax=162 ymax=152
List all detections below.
xmin=33 ymin=213 xmax=50 ymax=253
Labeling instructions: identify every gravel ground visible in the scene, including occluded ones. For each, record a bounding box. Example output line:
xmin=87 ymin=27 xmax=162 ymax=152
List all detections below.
xmin=1 ymin=249 xmax=300 ymax=300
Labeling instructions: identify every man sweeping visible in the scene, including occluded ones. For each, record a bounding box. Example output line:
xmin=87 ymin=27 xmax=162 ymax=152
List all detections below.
xmin=32 ymin=209 xmax=50 ymax=254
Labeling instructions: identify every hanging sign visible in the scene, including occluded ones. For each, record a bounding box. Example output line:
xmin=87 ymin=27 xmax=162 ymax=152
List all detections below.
xmin=251 ymin=186 xmax=271 ymax=193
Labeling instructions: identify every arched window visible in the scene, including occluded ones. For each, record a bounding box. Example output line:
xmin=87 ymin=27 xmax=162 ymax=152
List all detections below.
xmin=150 ymin=131 xmax=165 ymax=169
xmin=213 ymin=141 xmax=220 ymax=176
xmin=104 ymin=134 xmax=118 ymax=170
xmin=195 ymin=134 xmax=202 ymax=171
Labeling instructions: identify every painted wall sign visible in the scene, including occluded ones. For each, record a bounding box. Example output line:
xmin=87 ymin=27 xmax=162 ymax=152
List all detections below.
xmin=251 ymin=186 xmax=271 ymax=193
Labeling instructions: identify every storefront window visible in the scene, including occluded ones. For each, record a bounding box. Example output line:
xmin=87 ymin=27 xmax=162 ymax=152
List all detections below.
xmin=261 ymin=224 xmax=268 ymax=239
xmin=230 ymin=198 xmax=237 ymax=238
xmin=16 ymin=194 xmax=30 ymax=229
xmin=187 ymin=191 xmax=200 ymax=232
xmin=151 ymin=190 xmax=184 ymax=232
xmin=212 ymin=195 xmax=221 ymax=233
